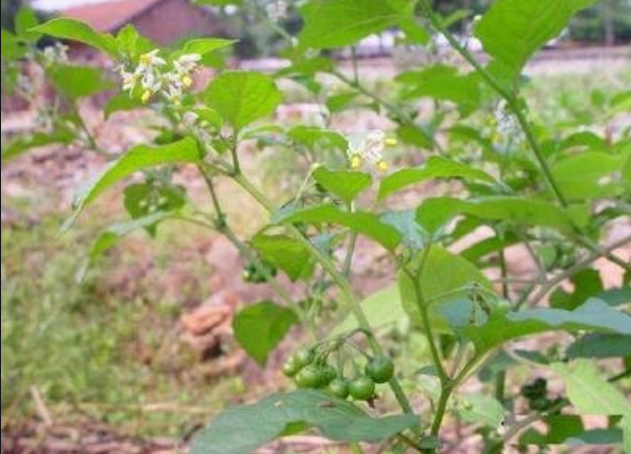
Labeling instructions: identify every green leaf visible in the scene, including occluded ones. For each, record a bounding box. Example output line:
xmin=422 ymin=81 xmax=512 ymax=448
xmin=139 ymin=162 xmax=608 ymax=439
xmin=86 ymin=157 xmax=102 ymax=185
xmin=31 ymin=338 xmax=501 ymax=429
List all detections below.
xmin=460 ymin=299 xmax=631 ymax=354
xmin=567 ymin=333 xmax=631 ymax=359
xmin=396 ymin=65 xmax=480 ymax=115
xmin=416 ymin=196 xmax=577 ymax=236
xmin=232 ymin=301 xmax=299 ymax=366
xmin=67 ymin=138 xmax=200 ymax=226
xmin=15 ymin=6 xmax=41 ymax=41
xmin=31 ymin=18 xmax=118 ymax=56
xmin=1 ymin=30 xmax=27 ymax=60
xmin=551 ymin=151 xmax=628 ymax=200
xmin=334 ymin=284 xmax=407 ymax=335
xmin=287 ymin=126 xmax=347 ymax=151
xmin=551 ymin=360 xmax=631 ymax=417
xmin=104 ymin=93 xmax=142 ymax=119
xmin=180 ymin=37 xmax=237 ymax=55
xmin=48 ymin=64 xmax=114 ymax=99
xmin=520 ymin=415 xmax=585 ymax=446
xmin=204 ymin=71 xmax=281 ymax=130
xmin=1 ymin=130 xmax=75 ymax=162
xmin=399 ymin=247 xmax=492 ymax=333
xmin=457 ymin=394 xmax=506 ymax=428
xmin=550 ymin=268 xmax=603 ymax=310
xmin=115 ymin=25 xmax=155 ymax=60
xmin=189 ymin=389 xmax=418 ymax=454
xmin=475 ymin=0 xmax=599 ymax=84
xmin=380 ymin=210 xmax=427 ymax=250
xmin=251 ymin=234 xmax=313 ymax=281
xmin=326 ymin=92 xmax=360 ymax=113
xmin=298 ymin=0 xmax=401 ymax=49
xmin=313 ymin=166 xmax=372 ymax=205
xmin=273 ymin=205 xmax=402 ymax=251
xmin=379 ymin=156 xmax=496 ymax=199
xmin=88 ymin=212 xmax=171 ymax=261
xmin=395 ymin=123 xmax=434 ymax=149
xmin=123 ymin=182 xmax=185 ymax=235
xmin=398 ymin=17 xmax=431 ymax=45
xmin=78 ymin=211 xmax=174 ymax=283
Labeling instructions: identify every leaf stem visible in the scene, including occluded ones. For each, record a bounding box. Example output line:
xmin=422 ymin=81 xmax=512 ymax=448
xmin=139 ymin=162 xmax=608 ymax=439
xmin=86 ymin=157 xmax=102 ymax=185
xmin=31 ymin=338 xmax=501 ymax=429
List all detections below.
xmin=231 ymin=171 xmax=415 ymax=416
xmin=524 ymin=233 xmax=631 ymax=308
xmin=418 ymin=0 xmax=569 ymax=207
xmin=198 ymin=165 xmax=317 ymax=339
xmin=331 ymin=70 xmax=444 ymax=154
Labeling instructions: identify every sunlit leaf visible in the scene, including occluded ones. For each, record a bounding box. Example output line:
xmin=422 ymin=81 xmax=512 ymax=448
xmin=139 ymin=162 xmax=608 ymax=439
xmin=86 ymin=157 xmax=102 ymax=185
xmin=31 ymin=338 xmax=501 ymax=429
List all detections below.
xmin=190 ymin=390 xmax=418 ymax=454
xmin=233 ymin=301 xmax=299 ymax=366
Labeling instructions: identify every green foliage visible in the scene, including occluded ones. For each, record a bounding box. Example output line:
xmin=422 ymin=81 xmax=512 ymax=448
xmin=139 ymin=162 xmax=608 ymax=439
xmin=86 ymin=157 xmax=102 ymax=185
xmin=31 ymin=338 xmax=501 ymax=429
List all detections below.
xmin=31 ymin=18 xmax=118 ymax=56
xmin=298 ymin=0 xmax=402 ymax=49
xmin=378 ymin=156 xmax=496 ymax=200
xmin=251 ymin=234 xmax=313 ymax=281
xmin=312 ymin=166 xmax=372 ymax=206
xmin=551 ymin=360 xmax=631 ymax=416
xmin=232 ymin=301 xmax=299 ymax=365
xmin=1 ymin=130 xmax=75 ymax=162
xmin=459 ymin=299 xmax=631 ymax=354
xmin=399 ymin=247 xmax=491 ymax=332
xmin=67 ymin=138 xmax=200 ymax=224
xmin=48 ymin=64 xmax=114 ymax=99
xmin=275 ymin=205 xmax=402 ymax=251
xmin=205 ymin=71 xmax=282 ymax=130
xmin=189 ymin=390 xmax=418 ymax=454
xmin=475 ymin=0 xmax=600 ymax=84
xmin=4 ymin=2 xmax=631 ymax=452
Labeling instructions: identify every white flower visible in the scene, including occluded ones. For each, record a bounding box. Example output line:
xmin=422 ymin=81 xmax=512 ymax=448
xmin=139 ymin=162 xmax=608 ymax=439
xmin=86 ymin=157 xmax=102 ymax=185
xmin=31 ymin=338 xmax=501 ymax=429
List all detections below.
xmin=174 ymin=54 xmax=201 ymax=73
xmin=41 ymin=43 xmax=69 ymax=67
xmin=141 ymin=71 xmax=161 ymax=92
xmin=346 ymin=130 xmax=396 ymax=172
xmin=491 ymin=100 xmax=523 ymax=150
xmin=137 ymin=49 xmax=166 ymax=72
xmin=115 ymin=65 xmax=139 ymax=91
xmin=116 ymin=49 xmax=199 ymax=105
xmin=266 ymin=0 xmax=288 ymax=21
xmin=164 ymin=83 xmax=183 ymax=104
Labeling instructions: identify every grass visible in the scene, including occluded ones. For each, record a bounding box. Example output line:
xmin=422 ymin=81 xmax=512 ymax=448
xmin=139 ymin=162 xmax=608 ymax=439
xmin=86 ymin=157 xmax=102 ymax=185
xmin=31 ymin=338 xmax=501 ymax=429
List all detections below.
xmin=0 ymin=200 xmax=248 ymax=437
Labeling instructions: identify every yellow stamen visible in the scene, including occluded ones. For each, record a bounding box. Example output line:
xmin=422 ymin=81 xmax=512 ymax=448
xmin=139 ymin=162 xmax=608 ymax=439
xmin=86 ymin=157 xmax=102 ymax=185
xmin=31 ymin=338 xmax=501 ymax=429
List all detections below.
xmin=139 ymin=53 xmax=152 ymax=65
xmin=141 ymin=90 xmax=152 ymax=104
xmin=377 ymin=160 xmax=389 ymax=172
xmin=350 ymin=155 xmax=362 ymax=170
xmin=384 ymin=137 xmax=398 ymax=146
xmin=181 ymin=75 xmax=193 ymax=87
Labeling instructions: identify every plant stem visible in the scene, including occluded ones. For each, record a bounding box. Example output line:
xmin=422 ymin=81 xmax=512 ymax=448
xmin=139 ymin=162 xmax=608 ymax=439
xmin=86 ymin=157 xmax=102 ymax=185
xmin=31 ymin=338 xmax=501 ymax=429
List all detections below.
xmin=405 ymin=245 xmax=449 ymax=386
xmin=525 ymin=233 xmax=631 ymax=308
xmin=231 ymin=172 xmax=415 ymax=415
xmin=418 ymin=1 xmax=569 ymax=207
xmin=495 ymin=248 xmax=509 ymax=404
xmin=198 ymin=165 xmax=317 ymax=339
xmin=331 ymin=70 xmax=444 ymax=154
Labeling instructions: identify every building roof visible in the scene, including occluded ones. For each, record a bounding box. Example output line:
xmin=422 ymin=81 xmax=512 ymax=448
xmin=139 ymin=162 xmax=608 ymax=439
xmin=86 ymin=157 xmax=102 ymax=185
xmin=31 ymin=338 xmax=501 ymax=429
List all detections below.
xmin=60 ymin=0 xmax=168 ymax=33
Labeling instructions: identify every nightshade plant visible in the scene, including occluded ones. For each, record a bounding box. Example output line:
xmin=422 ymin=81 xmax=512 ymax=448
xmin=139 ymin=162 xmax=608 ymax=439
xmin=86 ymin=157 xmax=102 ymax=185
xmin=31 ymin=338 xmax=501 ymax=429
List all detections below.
xmin=2 ymin=0 xmax=631 ymax=452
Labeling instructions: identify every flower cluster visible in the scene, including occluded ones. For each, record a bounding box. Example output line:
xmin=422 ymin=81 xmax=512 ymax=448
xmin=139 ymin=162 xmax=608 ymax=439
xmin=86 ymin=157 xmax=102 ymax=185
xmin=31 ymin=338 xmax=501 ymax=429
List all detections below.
xmin=346 ymin=130 xmax=396 ymax=172
xmin=490 ymin=100 xmax=523 ymax=150
xmin=40 ymin=43 xmax=69 ymax=67
xmin=265 ymin=0 xmax=288 ymax=21
xmin=116 ymin=50 xmax=201 ymax=105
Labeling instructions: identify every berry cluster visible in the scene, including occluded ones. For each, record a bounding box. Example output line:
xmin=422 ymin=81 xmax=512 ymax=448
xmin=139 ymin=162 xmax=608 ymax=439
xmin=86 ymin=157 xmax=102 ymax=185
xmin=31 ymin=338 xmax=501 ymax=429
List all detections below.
xmin=283 ymin=346 xmax=394 ymax=402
